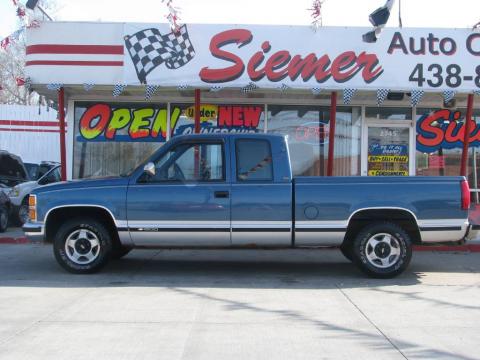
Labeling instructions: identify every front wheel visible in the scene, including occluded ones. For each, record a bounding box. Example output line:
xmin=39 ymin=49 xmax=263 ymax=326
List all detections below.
xmin=0 ymin=206 xmax=8 ymax=232
xmin=53 ymin=218 xmax=112 ymax=274
xmin=351 ymin=222 xmax=412 ymax=278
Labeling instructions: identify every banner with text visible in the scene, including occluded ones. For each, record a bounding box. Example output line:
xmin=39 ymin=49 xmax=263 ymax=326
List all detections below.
xmin=123 ymin=24 xmax=480 ymax=92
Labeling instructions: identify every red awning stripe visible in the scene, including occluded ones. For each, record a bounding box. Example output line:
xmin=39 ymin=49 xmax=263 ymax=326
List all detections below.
xmin=26 ymin=60 xmax=124 ymax=67
xmin=0 ymin=120 xmax=62 ymax=127
xmin=27 ymin=44 xmax=124 ymax=55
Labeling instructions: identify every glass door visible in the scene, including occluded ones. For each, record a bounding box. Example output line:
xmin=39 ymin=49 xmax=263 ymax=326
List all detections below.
xmin=362 ymin=121 xmax=414 ymax=176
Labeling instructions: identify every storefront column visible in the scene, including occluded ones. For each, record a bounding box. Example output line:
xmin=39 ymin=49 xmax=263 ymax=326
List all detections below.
xmin=194 ymin=89 xmax=201 ymax=134
xmin=58 ymin=87 xmax=67 ymax=181
xmin=461 ymin=94 xmax=475 ymax=177
xmin=327 ymin=91 xmax=337 ymax=176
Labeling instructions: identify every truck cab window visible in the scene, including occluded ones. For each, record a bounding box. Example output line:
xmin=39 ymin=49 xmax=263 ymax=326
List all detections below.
xmin=236 ymin=139 xmax=273 ymax=182
xmin=149 ymin=143 xmax=224 ymax=182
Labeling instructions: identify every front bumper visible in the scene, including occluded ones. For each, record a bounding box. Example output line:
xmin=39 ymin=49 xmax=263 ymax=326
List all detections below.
xmin=22 ymin=221 xmax=45 ymax=242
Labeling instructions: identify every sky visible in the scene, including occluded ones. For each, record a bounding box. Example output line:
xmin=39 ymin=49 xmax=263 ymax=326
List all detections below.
xmin=1 ymin=0 xmax=480 ymax=38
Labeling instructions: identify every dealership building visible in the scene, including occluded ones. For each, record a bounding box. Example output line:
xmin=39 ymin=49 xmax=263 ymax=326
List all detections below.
xmin=25 ymin=22 xmax=480 ymax=199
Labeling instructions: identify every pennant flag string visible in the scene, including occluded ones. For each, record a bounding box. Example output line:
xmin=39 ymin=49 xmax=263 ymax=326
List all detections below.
xmin=410 ymin=89 xmax=424 ymax=107
xmin=343 ymin=88 xmax=357 ymax=104
xmin=376 ymin=88 xmax=390 ymax=106
xmin=241 ymin=82 xmax=259 ymax=93
xmin=145 ymin=84 xmax=160 ymax=100
xmin=443 ymin=90 xmax=456 ymax=103
xmin=112 ymin=84 xmax=126 ymax=97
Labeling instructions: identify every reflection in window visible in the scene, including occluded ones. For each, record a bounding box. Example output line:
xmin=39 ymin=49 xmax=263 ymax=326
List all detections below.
xmin=150 ymin=143 xmax=223 ymax=182
xmin=365 ymin=107 xmax=412 ymax=120
xmin=267 ymin=105 xmax=361 ymax=176
xmin=236 ymin=139 xmax=273 ymax=181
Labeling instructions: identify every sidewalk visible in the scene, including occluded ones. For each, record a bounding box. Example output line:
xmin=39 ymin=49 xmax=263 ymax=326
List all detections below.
xmin=1 ymin=227 xmax=479 ymax=251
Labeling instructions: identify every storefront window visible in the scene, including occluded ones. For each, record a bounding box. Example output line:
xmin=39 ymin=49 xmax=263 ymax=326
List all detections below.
xmin=415 ymin=108 xmax=480 ymax=202
xmin=73 ymin=102 xmax=168 ymax=178
xmin=267 ymin=105 xmax=361 ymax=176
xmin=171 ymin=103 xmax=265 ymax=136
xmin=365 ymin=107 xmax=412 ymax=120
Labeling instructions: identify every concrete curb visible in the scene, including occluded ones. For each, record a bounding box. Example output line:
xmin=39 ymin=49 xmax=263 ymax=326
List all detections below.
xmin=1 ymin=236 xmax=480 ymax=252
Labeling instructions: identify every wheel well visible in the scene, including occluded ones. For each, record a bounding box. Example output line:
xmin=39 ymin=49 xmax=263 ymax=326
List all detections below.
xmin=343 ymin=209 xmax=421 ymax=246
xmin=45 ymin=206 xmax=119 ymax=246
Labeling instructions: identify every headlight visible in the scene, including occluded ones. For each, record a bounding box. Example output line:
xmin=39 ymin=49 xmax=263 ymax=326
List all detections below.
xmin=9 ymin=186 xmax=20 ymax=197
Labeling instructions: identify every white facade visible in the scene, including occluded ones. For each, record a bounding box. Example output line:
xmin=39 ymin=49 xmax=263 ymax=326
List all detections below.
xmin=0 ymin=105 xmax=60 ymax=163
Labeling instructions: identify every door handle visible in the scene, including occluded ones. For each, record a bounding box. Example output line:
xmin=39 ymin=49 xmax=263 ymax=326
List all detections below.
xmin=214 ymin=191 xmax=229 ymax=198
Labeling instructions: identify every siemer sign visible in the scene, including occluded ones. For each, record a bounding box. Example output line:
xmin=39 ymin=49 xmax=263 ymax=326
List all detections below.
xmin=123 ymin=24 xmax=480 ymax=92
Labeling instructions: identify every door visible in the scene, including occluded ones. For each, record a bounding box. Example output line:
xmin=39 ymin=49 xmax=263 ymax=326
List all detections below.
xmin=362 ymin=120 xmax=415 ymax=176
xmin=230 ymin=138 xmax=292 ymax=247
xmin=127 ymin=140 xmax=231 ymax=246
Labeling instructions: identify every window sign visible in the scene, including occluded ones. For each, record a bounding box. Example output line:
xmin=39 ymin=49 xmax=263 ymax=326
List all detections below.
xmin=171 ymin=104 xmax=265 ymax=136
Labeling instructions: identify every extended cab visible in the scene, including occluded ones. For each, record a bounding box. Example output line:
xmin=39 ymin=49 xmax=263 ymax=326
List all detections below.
xmin=23 ymin=134 xmax=475 ymax=278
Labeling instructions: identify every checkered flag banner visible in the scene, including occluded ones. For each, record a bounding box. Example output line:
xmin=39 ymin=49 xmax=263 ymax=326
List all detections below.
xmin=83 ymin=83 xmax=95 ymax=92
xmin=145 ymin=85 xmax=160 ymax=100
xmin=177 ymin=84 xmax=190 ymax=91
xmin=443 ymin=90 xmax=456 ymax=103
xmin=410 ymin=90 xmax=425 ymax=107
xmin=343 ymin=88 xmax=357 ymax=104
xmin=46 ymin=83 xmax=63 ymax=91
xmin=209 ymin=86 xmax=223 ymax=92
xmin=242 ymin=82 xmax=259 ymax=93
xmin=474 ymin=89 xmax=480 ymax=96
xmin=376 ymin=88 xmax=389 ymax=106
xmin=311 ymin=87 xmax=322 ymax=95
xmin=277 ymin=84 xmax=290 ymax=92
xmin=125 ymin=24 xmax=195 ymax=84
xmin=113 ymin=84 xmax=126 ymax=97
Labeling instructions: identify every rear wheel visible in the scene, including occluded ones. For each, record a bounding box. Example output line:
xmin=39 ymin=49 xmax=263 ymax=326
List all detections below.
xmin=351 ymin=222 xmax=412 ymax=278
xmin=53 ymin=218 xmax=112 ymax=274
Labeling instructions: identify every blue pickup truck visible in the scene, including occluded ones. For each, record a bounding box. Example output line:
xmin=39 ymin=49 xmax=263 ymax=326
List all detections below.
xmin=23 ymin=134 xmax=475 ymax=278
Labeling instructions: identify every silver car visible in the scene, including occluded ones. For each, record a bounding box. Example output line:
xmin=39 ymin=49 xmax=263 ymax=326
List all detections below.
xmin=9 ymin=165 xmax=62 ymax=224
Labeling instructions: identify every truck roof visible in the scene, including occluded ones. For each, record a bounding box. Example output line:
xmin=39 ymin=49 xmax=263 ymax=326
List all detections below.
xmin=170 ymin=133 xmax=286 ymax=142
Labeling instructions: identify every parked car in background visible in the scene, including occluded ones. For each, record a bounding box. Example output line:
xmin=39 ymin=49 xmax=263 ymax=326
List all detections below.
xmin=0 ymin=189 xmax=11 ymax=232
xmin=0 ymin=150 xmax=30 ymax=195
xmin=9 ymin=165 xmax=62 ymax=225
xmin=24 ymin=161 xmax=60 ymax=181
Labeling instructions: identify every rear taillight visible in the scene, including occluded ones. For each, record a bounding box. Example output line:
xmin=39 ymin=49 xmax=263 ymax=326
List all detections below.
xmin=461 ymin=180 xmax=471 ymax=210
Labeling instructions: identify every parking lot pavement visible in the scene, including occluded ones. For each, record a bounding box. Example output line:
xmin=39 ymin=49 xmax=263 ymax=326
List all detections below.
xmin=0 ymin=245 xmax=479 ymax=360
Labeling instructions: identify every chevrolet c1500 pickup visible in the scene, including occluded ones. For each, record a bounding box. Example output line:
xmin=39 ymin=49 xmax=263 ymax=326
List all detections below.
xmin=23 ymin=134 xmax=476 ymax=278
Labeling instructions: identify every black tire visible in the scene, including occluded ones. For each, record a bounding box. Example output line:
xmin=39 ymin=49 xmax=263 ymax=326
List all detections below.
xmin=0 ymin=206 xmax=8 ymax=232
xmin=53 ymin=218 xmax=113 ymax=274
xmin=351 ymin=222 xmax=412 ymax=279
xmin=111 ymin=246 xmax=132 ymax=260
xmin=340 ymin=242 xmax=353 ymax=262
xmin=17 ymin=201 xmax=29 ymax=226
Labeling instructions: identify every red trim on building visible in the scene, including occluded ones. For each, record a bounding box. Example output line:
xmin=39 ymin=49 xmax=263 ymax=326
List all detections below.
xmin=0 ymin=128 xmax=61 ymax=133
xmin=26 ymin=44 xmax=124 ymax=55
xmin=26 ymin=60 xmax=124 ymax=67
xmin=0 ymin=120 xmax=61 ymax=127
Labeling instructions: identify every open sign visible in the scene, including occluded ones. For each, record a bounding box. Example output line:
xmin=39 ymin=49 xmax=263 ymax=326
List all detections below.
xmin=295 ymin=122 xmax=329 ymax=145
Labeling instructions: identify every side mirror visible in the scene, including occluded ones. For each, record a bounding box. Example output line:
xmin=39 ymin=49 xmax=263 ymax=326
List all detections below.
xmin=143 ymin=162 xmax=156 ymax=177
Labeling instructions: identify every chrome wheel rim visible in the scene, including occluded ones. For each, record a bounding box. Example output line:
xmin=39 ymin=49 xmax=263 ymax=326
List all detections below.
xmin=365 ymin=233 xmax=401 ymax=269
xmin=64 ymin=229 xmax=101 ymax=265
